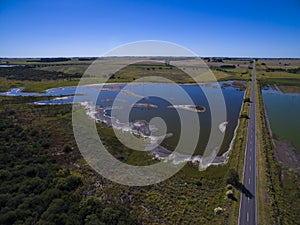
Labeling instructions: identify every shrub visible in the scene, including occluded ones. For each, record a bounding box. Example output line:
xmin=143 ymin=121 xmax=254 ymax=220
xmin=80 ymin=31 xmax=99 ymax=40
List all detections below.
xmin=226 ymin=184 xmax=233 ymax=190
xmin=226 ymin=190 xmax=234 ymax=199
xmin=243 ymin=97 xmax=251 ymax=103
xmin=56 ymin=175 xmax=82 ymax=191
xmin=225 ymin=169 xmax=239 ymax=187
xmin=240 ymin=114 xmax=249 ymax=119
xmin=62 ymin=144 xmax=72 ymax=153
xmin=214 ymin=207 xmax=223 ymax=215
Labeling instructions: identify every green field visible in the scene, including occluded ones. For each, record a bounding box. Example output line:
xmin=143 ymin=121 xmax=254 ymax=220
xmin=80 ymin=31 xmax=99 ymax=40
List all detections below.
xmin=0 ymin=57 xmax=253 ymax=92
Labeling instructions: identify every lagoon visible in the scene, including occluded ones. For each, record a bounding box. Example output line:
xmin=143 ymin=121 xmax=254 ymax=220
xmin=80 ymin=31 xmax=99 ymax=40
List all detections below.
xmin=0 ymin=81 xmax=246 ymax=158
xmin=262 ymin=87 xmax=300 ymax=151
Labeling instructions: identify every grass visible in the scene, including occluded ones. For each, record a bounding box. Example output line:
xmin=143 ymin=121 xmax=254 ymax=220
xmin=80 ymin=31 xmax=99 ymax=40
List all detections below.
xmin=255 ymin=80 xmax=273 ymax=225
xmin=278 ymin=85 xmax=300 ymax=93
xmin=0 ymin=59 xmax=253 ymax=93
xmin=225 ymin=81 xmax=251 ymax=225
xmin=0 ymin=77 xmax=80 ymax=92
xmin=256 ymin=60 xmax=300 ymax=83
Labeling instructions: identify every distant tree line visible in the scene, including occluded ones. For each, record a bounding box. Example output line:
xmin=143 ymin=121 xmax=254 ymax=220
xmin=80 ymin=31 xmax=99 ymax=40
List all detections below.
xmin=220 ymin=65 xmax=236 ymax=69
xmin=266 ymin=67 xmax=300 ymax=74
xmin=77 ymin=58 xmax=97 ymax=61
xmin=27 ymin=58 xmax=71 ymax=63
xmin=0 ymin=67 xmax=83 ymax=81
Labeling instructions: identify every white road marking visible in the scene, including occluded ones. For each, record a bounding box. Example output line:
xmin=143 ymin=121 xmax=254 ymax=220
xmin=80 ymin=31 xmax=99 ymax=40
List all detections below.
xmin=247 ymin=212 xmax=249 ymax=222
xmin=249 ymin=178 xmax=251 ymax=184
xmin=249 ymin=165 xmax=251 ymax=171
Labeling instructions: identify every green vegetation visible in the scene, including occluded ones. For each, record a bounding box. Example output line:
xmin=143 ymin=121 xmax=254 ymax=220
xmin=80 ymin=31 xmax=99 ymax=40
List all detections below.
xmin=0 ymin=97 xmax=137 ymax=225
xmin=239 ymin=113 xmax=249 ymax=119
xmin=0 ymin=66 xmax=82 ymax=81
xmin=256 ymin=59 xmax=300 ymax=88
xmin=225 ymin=81 xmax=251 ymax=224
xmin=225 ymin=169 xmax=239 ymax=187
xmin=0 ymin=58 xmax=253 ymax=93
xmin=243 ymin=97 xmax=251 ymax=103
xmin=195 ymin=105 xmax=205 ymax=111
xmin=0 ymin=77 xmax=80 ymax=93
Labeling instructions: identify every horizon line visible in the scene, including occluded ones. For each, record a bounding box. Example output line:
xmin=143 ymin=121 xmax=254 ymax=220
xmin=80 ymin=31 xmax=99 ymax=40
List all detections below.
xmin=1 ymin=56 xmax=300 ymax=60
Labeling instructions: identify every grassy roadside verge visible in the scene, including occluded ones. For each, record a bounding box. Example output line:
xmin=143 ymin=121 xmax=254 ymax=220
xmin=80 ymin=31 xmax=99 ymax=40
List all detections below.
xmin=255 ymin=80 xmax=274 ymax=224
xmin=256 ymin=81 xmax=283 ymax=224
xmin=225 ymin=81 xmax=251 ymax=225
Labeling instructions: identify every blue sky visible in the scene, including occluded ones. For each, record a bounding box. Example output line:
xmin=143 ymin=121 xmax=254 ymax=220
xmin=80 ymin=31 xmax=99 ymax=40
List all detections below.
xmin=1 ymin=0 xmax=300 ymax=58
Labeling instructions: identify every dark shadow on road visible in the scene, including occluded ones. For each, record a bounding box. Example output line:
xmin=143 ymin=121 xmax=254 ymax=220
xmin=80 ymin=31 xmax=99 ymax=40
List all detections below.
xmin=235 ymin=183 xmax=254 ymax=199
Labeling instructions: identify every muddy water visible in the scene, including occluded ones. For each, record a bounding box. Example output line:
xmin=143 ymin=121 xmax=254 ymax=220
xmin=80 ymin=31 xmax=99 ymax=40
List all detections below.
xmin=262 ymin=87 xmax=300 ymax=152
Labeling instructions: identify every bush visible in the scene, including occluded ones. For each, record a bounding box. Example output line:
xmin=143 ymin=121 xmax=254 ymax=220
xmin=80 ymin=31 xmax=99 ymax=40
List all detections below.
xmin=225 ymin=169 xmax=239 ymax=187
xmin=62 ymin=144 xmax=72 ymax=153
xmin=226 ymin=184 xmax=233 ymax=190
xmin=56 ymin=176 xmax=82 ymax=191
xmin=214 ymin=207 xmax=223 ymax=215
xmin=226 ymin=190 xmax=234 ymax=199
xmin=243 ymin=98 xmax=251 ymax=103
xmin=240 ymin=114 xmax=249 ymax=119
xmin=0 ymin=211 xmax=17 ymax=224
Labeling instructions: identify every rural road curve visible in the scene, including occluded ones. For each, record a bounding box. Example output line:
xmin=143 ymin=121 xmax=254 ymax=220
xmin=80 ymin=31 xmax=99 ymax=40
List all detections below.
xmin=238 ymin=61 xmax=257 ymax=225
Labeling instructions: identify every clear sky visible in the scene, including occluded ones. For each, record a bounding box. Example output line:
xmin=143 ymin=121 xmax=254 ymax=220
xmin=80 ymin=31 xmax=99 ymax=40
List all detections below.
xmin=1 ymin=0 xmax=300 ymax=58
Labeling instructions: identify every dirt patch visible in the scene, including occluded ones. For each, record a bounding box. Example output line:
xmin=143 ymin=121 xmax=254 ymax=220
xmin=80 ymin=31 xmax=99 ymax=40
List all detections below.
xmin=278 ymin=85 xmax=300 ymax=94
xmin=273 ymin=139 xmax=300 ymax=174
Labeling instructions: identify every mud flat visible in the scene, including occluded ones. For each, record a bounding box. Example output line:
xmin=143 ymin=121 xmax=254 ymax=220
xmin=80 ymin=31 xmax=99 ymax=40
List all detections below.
xmin=262 ymin=86 xmax=300 ymax=173
xmin=80 ymin=101 xmax=231 ymax=166
xmin=273 ymin=139 xmax=300 ymax=173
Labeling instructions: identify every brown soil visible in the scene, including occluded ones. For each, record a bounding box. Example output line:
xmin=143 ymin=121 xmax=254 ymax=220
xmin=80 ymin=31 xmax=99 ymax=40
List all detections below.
xmin=273 ymin=139 xmax=300 ymax=174
xmin=278 ymin=85 xmax=300 ymax=94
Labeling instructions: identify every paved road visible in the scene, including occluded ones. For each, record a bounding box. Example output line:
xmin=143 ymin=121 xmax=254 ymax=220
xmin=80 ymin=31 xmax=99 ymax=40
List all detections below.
xmin=238 ymin=61 xmax=257 ymax=225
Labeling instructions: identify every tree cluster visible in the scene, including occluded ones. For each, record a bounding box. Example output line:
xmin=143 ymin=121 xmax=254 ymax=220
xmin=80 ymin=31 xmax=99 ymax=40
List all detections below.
xmin=0 ymin=103 xmax=137 ymax=225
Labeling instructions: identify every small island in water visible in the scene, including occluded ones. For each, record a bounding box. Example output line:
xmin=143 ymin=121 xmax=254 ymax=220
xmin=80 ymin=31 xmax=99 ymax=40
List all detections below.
xmin=168 ymin=104 xmax=206 ymax=112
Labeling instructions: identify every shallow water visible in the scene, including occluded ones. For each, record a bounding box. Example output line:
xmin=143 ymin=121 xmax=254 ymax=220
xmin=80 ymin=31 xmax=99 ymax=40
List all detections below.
xmin=262 ymin=88 xmax=300 ymax=151
xmin=0 ymin=81 xmax=245 ymax=156
xmin=0 ymin=64 xmax=19 ymax=67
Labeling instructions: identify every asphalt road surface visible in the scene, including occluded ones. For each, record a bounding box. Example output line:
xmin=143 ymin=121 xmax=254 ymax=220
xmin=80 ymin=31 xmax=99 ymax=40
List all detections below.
xmin=238 ymin=61 xmax=257 ymax=225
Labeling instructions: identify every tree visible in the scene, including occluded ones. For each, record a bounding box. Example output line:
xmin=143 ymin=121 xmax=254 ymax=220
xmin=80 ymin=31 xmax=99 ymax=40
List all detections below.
xmin=243 ymin=98 xmax=251 ymax=103
xmin=240 ymin=113 xmax=249 ymax=119
xmin=226 ymin=190 xmax=234 ymax=199
xmin=225 ymin=169 xmax=239 ymax=187
xmin=62 ymin=144 xmax=72 ymax=153
xmin=56 ymin=175 xmax=82 ymax=191
xmin=39 ymin=198 xmax=68 ymax=225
